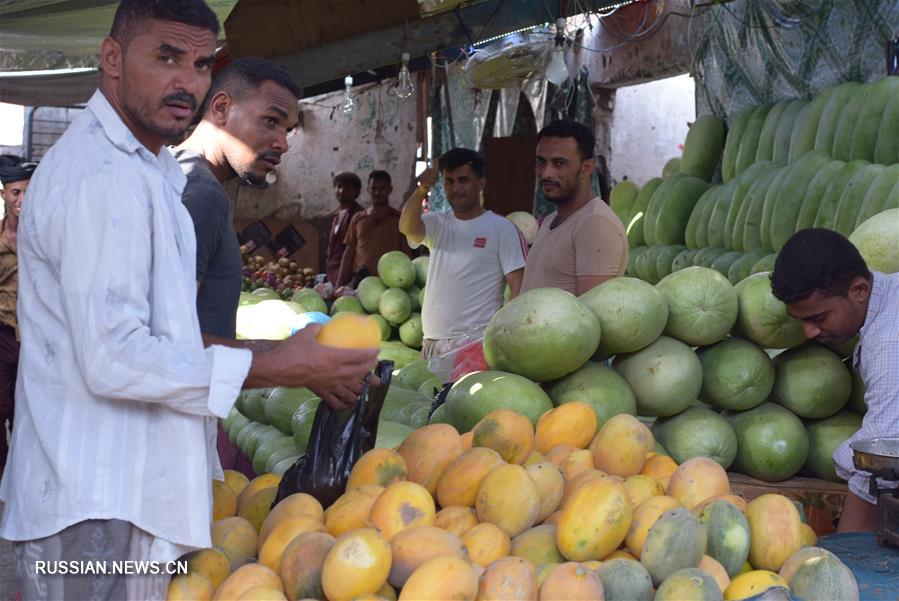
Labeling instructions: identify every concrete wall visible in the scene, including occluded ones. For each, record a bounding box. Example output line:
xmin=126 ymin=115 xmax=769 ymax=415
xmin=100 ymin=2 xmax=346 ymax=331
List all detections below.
xmin=231 ymin=79 xmax=420 ymax=221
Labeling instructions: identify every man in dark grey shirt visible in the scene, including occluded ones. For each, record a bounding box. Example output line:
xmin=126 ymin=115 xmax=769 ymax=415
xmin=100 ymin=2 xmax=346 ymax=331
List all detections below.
xmin=175 ymin=57 xmax=302 ymax=475
xmin=175 ymin=149 xmax=243 ymax=338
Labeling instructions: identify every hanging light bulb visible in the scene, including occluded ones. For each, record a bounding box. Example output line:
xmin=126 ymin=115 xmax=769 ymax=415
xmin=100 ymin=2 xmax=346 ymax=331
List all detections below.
xmin=396 ymin=52 xmax=414 ymax=99
xmin=546 ymin=18 xmax=569 ymax=86
xmin=342 ymin=75 xmax=356 ymax=114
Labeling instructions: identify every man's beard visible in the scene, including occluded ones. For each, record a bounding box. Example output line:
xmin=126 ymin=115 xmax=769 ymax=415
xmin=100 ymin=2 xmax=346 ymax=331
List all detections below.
xmin=122 ymin=80 xmax=197 ymax=141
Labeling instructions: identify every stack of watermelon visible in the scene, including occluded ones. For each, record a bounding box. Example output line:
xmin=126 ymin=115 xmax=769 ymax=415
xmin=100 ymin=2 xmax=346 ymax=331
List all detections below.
xmin=612 ymin=75 xmax=899 ymax=285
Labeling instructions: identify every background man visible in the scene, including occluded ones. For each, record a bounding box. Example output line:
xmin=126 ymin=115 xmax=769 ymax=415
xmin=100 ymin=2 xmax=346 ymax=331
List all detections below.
xmin=0 ymin=2 xmax=376 ymax=598
xmin=400 ymin=148 xmax=526 ymax=360
xmin=521 ymin=120 xmax=628 ymax=296
xmin=336 ymin=170 xmax=411 ymax=288
xmin=326 ymin=171 xmax=364 ymax=285
xmin=0 ymin=156 xmax=36 ymax=476
xmin=771 ymin=228 xmax=898 ymax=533
xmin=174 ymin=56 xmax=303 ymax=479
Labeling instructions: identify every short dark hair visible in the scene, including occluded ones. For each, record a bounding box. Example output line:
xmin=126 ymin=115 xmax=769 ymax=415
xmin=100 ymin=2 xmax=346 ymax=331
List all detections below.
xmin=771 ymin=229 xmax=872 ymax=304
xmin=110 ymin=0 xmax=220 ymax=49
xmin=537 ymin=119 xmax=595 ymax=161
xmin=333 ymin=171 xmax=362 ymax=191
xmin=438 ymin=148 xmax=484 ymax=178
xmin=201 ymin=57 xmax=302 ymax=116
xmin=369 ymin=170 xmax=391 ymax=185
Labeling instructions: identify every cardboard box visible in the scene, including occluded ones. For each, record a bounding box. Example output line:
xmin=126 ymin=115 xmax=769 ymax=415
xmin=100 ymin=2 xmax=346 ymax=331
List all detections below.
xmin=234 ymin=218 xmax=321 ymax=272
xmin=728 ymin=472 xmax=847 ymax=536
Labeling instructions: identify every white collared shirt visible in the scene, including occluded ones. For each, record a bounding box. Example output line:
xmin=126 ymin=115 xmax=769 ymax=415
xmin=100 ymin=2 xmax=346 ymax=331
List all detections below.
xmin=0 ymin=90 xmax=253 ymax=559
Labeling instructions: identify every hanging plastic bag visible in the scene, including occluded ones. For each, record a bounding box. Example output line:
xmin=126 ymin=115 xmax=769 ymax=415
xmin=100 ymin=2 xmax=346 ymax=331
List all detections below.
xmin=426 ymin=331 xmax=488 ymax=383
xmin=273 ymin=360 xmax=394 ymax=508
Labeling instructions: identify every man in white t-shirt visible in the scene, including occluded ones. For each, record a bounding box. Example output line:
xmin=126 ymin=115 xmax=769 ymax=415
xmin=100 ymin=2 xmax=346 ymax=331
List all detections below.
xmin=400 ymin=148 xmax=527 ymax=360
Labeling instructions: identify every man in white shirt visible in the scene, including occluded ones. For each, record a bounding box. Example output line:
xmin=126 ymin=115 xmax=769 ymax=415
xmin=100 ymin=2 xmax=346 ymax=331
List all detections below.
xmin=400 ymin=148 xmax=527 ymax=360
xmin=0 ymin=2 xmax=377 ymax=599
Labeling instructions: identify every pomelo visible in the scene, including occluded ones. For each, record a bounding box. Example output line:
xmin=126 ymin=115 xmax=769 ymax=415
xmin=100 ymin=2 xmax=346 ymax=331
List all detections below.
xmin=849 ymin=208 xmax=899 ymax=273
xmin=656 ymin=266 xmax=739 ymax=346
xmin=379 ymin=288 xmax=412 ymax=325
xmin=698 ymin=338 xmax=774 ymax=411
xmin=406 ymin=285 xmax=422 ymax=312
xmin=412 ymin=256 xmax=429 ymax=287
xmin=398 ymin=313 xmax=423 ymax=349
xmin=252 ymin=287 xmax=281 ymax=300
xmin=370 ymin=314 xmax=392 ymax=341
xmin=728 ymin=403 xmax=809 ymax=482
xmin=546 ymin=361 xmax=637 ymax=427
xmin=392 ymin=360 xmax=437 ymax=391
xmin=379 ymin=341 xmax=421 ymax=369
xmin=483 ymin=288 xmax=600 ymax=382
xmin=653 ymin=406 xmax=738 ymax=469
xmin=579 ymin=277 xmax=668 ymax=358
xmin=734 ymin=273 xmax=805 ymax=349
xmin=805 ymin=410 xmax=863 ymax=481
xmin=612 ymin=336 xmax=703 ymax=417
xmin=771 ymin=344 xmax=851 ymax=418
xmin=291 ymin=289 xmax=328 ymax=314
xmin=444 ymin=370 xmax=553 ymax=432
xmin=357 ymin=276 xmax=387 ymax=313
xmin=330 ymin=295 xmax=365 ymax=316
xmin=378 ymin=251 xmax=416 ymax=289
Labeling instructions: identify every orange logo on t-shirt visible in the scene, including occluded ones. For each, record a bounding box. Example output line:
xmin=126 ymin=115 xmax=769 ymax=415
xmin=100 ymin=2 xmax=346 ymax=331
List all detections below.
xmin=473 ymin=237 xmax=487 ymax=248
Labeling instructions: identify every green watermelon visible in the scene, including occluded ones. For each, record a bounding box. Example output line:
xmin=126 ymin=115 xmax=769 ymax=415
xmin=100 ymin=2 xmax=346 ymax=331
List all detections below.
xmin=653 ymin=407 xmax=738 ymax=468
xmin=698 ymin=338 xmax=774 ymax=411
xmin=547 ymin=361 xmax=637 ymax=428
xmin=805 ymin=411 xmax=863 ymax=481
xmin=579 ymin=277 xmax=668 ymax=357
xmin=613 ymin=336 xmax=702 ymax=417
xmin=728 ymin=402 xmax=809 ymax=482
xmin=444 ymin=370 xmax=553 ymax=432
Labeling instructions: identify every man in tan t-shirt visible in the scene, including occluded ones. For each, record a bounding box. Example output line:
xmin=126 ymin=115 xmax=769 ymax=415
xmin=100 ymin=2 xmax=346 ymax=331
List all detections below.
xmin=521 ymin=120 xmax=627 ymax=296
xmin=336 ymin=170 xmax=412 ymax=288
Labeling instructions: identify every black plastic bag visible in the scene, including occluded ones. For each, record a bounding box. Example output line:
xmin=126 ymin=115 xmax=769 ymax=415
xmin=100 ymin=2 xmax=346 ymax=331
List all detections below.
xmin=273 ymin=360 xmax=394 ymax=508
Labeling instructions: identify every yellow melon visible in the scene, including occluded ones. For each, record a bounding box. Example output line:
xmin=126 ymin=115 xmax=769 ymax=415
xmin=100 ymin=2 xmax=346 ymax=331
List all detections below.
xmin=557 ymin=477 xmax=632 ymax=561
xmin=236 ymin=585 xmax=288 ymax=601
xmin=666 ymin=456 xmax=731 ymax=510
xmin=460 ymin=431 xmax=473 ymax=450
xmin=477 ymin=556 xmax=538 ymax=601
xmin=397 ymin=424 xmax=463 ymax=495
xmin=560 ymin=449 xmax=595 ymax=481
xmin=258 ymin=493 xmax=324 ymax=550
xmin=321 ymin=528 xmax=392 ymax=601
xmin=603 ymin=550 xmax=637 ymax=561
xmin=212 ymin=563 xmax=283 ymax=601
xmin=223 ymin=469 xmax=251 ymax=497
xmin=535 ymin=562 xmax=560 ymax=588
xmin=168 ymin=573 xmax=214 ymax=601
xmin=724 ymin=570 xmax=788 ymax=600
xmin=535 ymin=401 xmax=598 ymax=452
xmin=435 ymin=505 xmax=479 ymax=537
xmin=538 ymin=562 xmax=605 ymax=601
xmin=368 ymin=480 xmax=436 ymax=540
xmin=544 ymin=444 xmax=578 ymax=466
xmin=185 ymin=547 xmax=230 ymax=590
xmin=324 ymin=484 xmax=384 ymax=537
xmin=348 ymin=448 xmax=408 ymax=489
xmin=475 ymin=464 xmax=540 ymax=537
xmin=471 ymin=409 xmax=535 ymax=464
xmin=237 ymin=473 xmax=281 ymax=506
xmin=694 ymin=493 xmax=749 ymax=515
xmin=397 ymin=556 xmax=480 ymax=601
xmin=592 ymin=414 xmax=653 ymax=478
xmin=511 ymin=524 xmax=564 ymax=567
xmin=388 ymin=525 xmax=467 ymax=588
xmin=213 ymin=479 xmax=238 ymax=520
xmin=237 ymin=486 xmax=278 ymax=533
xmin=436 ymin=447 xmax=505 ymax=509
xmin=745 ymin=494 xmax=803 ymax=572
xmin=699 ymin=554 xmax=731 ymax=593
xmin=279 ymin=531 xmax=335 ymax=601
xmin=624 ymin=474 xmax=665 ymax=507
xmin=582 ymin=560 xmax=603 ymax=571
xmin=640 ymin=454 xmax=678 ymax=482
xmin=258 ymin=515 xmax=327 ymax=572
xmin=625 ymin=495 xmax=680 ymax=558
xmin=525 ymin=462 xmax=565 ymax=523
xmin=560 ymin=469 xmax=608 ymax=508
xmin=211 ymin=517 xmax=258 ymax=570
xmin=462 ymin=522 xmax=511 ymax=567
xmin=523 ymin=450 xmax=548 ymax=466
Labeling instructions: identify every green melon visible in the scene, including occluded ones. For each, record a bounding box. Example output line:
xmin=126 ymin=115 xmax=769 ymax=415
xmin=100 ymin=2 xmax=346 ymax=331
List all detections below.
xmin=805 ymin=411 xmax=863 ymax=481
xmin=412 ymin=256 xmax=429 ymax=287
xmin=833 ymin=164 xmax=885 ymax=236
xmin=653 ymin=406 xmax=738 ymax=468
xmin=546 ymin=361 xmax=637 ymax=428
xmin=794 ymin=160 xmax=846 ymax=232
xmin=483 ymin=287 xmax=600 ymax=382
xmin=698 ymin=338 xmax=774 ymax=411
xmin=444 ymin=370 xmax=553 ymax=432
xmin=852 ymin=77 xmax=899 ymax=163
xmin=735 ymin=168 xmax=780 ymax=252
xmin=610 ymin=180 xmax=640 ymax=226
xmin=696 ymin=500 xmax=751 ymax=578
xmin=379 ymin=288 xmax=412 ymax=325
xmin=655 ymin=245 xmax=689 ymax=281
xmin=680 ymin=114 xmax=726 ymax=180
xmin=392 ymin=359 xmax=437 ymax=391
xmin=291 ymin=289 xmax=328 ymax=314
xmin=735 ymin=105 xmax=771 ymax=177
xmin=854 ymin=164 xmax=899 ymax=229
xmin=685 ymin=186 xmax=720 ymax=249
xmin=357 ymin=276 xmax=387 ymax=313
xmin=628 ymin=178 xmax=664 ymax=247
xmin=378 ymin=340 xmax=421 ymax=369
xmin=663 ymin=157 xmax=682 ymax=178
xmin=612 ymin=336 xmax=702 ymax=417
xmin=722 ymin=106 xmax=756 ymax=183
xmin=759 ymin=168 xmax=789 ymax=250
xmin=708 ymin=179 xmax=738 ymax=248
xmin=874 ymin=83 xmax=899 ymax=165
xmin=376 ymin=420 xmax=413 ymax=449
xmin=780 ymin=547 xmax=859 ymax=601
xmin=755 ymin=100 xmax=790 ymax=163
xmin=595 ymin=559 xmax=654 ymax=601
xmin=290 ymin=398 xmax=321 ymax=452
xmin=654 ymin=568 xmax=723 ymax=601
xmin=813 ymin=159 xmax=870 ymax=230
xmin=653 ymin=177 xmax=712 ymax=245
xmin=239 ymin=388 xmax=272 ymax=424
xmin=627 ymin=246 xmax=649 ymax=276
xmin=579 ymin=276 xmax=668 ymax=357
xmin=253 ymin=436 xmax=295 ymax=476
xmin=641 ymin=508 xmax=707 ymax=586
xmin=769 ymin=151 xmax=831 ymax=251
xmin=725 ymin=162 xmax=774 ymax=251
xmin=814 ymin=81 xmax=862 ymax=155
xmin=771 ymin=344 xmax=851 ymax=419
xmin=749 ymin=253 xmax=777 ymax=275
xmin=789 ymin=83 xmax=837 ymax=162
xmin=673 ymin=249 xmax=701 ymax=273
xmin=644 ymin=174 xmax=688 ymax=246
xmin=728 ymin=402 xmax=809 ymax=482
xmin=264 ymin=387 xmax=318 ymax=435
xmin=727 ymin=250 xmax=771 ymax=285
xmin=656 ymin=266 xmax=738 ymax=347
xmin=771 ymin=99 xmax=807 ymax=164
xmin=330 ymin=295 xmax=365 ymax=316
xmin=370 ymin=314 xmax=392 ymax=341
xmin=709 ymin=251 xmax=744 ymax=279
xmin=850 ymin=208 xmax=899 ymax=274
xmin=377 ymin=250 xmax=416 ymax=289
xmin=398 ymin=313 xmax=423 ymax=349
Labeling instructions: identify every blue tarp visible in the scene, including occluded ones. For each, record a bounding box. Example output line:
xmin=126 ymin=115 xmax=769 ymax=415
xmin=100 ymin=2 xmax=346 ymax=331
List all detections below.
xmin=818 ymin=532 xmax=899 ymax=600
